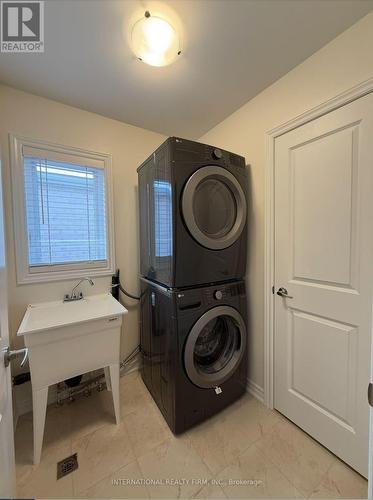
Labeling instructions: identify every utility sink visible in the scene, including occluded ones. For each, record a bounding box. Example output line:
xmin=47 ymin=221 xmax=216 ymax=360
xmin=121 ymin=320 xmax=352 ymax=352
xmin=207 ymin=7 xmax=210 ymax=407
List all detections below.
xmin=18 ymin=293 xmax=127 ymax=334
xmin=17 ymin=293 xmax=127 ymax=465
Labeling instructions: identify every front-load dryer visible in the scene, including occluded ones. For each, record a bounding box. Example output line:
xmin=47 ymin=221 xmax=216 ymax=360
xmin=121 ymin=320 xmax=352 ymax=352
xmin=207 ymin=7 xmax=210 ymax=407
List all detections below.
xmin=137 ymin=137 xmax=247 ymax=288
xmin=140 ymin=278 xmax=248 ymax=433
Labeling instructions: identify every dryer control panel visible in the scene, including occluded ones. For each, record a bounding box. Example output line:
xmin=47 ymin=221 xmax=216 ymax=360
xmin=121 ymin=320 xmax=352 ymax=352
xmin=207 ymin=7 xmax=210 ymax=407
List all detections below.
xmin=173 ymin=137 xmax=245 ymax=168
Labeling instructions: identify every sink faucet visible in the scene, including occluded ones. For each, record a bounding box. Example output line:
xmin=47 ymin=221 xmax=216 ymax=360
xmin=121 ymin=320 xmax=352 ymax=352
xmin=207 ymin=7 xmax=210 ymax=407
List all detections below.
xmin=64 ymin=278 xmax=94 ymax=302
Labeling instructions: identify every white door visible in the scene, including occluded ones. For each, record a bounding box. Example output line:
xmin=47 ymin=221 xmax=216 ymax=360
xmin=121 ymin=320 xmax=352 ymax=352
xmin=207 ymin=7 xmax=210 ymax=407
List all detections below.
xmin=0 ymin=157 xmax=16 ymax=496
xmin=274 ymin=91 xmax=373 ymax=477
xmin=369 ymin=362 xmax=373 ymax=498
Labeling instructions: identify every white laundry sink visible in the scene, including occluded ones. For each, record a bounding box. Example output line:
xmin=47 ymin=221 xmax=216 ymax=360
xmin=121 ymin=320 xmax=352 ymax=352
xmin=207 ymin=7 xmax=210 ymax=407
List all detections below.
xmin=18 ymin=293 xmax=126 ymax=334
xmin=17 ymin=293 xmax=128 ymax=465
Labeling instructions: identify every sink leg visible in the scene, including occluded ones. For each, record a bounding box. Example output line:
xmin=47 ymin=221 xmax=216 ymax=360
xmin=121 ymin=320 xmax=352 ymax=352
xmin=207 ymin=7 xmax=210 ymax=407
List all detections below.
xmin=109 ymin=364 xmax=120 ymax=425
xmin=32 ymin=386 xmax=48 ymax=465
xmin=104 ymin=366 xmax=112 ymax=391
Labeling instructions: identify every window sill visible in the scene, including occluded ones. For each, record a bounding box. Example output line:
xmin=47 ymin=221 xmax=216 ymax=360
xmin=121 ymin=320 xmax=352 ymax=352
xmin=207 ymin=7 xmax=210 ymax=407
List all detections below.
xmin=16 ymin=264 xmax=115 ymax=285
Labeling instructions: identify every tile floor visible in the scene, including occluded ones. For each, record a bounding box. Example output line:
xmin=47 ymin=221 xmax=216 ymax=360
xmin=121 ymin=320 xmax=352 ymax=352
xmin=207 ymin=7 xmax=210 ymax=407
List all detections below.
xmin=15 ymin=371 xmax=368 ymax=499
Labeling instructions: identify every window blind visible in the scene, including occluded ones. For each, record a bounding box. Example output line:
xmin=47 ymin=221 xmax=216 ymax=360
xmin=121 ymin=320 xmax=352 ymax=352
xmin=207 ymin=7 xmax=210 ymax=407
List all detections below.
xmin=23 ymin=156 xmax=107 ymax=267
xmin=154 ymin=180 xmax=172 ymax=257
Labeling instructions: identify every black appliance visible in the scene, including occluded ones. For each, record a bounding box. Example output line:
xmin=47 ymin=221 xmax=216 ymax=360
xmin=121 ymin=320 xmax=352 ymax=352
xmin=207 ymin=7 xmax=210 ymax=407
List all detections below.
xmin=140 ymin=278 xmax=247 ymax=433
xmin=137 ymin=137 xmax=247 ymax=288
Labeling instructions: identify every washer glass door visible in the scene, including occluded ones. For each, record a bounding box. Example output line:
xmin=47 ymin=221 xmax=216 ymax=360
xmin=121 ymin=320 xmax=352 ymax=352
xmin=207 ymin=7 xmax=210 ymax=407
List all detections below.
xmin=184 ymin=306 xmax=246 ymax=389
xmin=182 ymin=166 xmax=246 ymax=250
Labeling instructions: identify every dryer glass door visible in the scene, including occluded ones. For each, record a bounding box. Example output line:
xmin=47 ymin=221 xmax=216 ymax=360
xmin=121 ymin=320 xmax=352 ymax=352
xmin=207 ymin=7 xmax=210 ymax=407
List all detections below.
xmin=184 ymin=306 xmax=246 ymax=389
xmin=182 ymin=166 xmax=246 ymax=250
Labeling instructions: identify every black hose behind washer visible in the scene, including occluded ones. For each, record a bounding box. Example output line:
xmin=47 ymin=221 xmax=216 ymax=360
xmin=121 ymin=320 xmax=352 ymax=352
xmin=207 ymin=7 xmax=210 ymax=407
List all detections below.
xmin=119 ymin=283 xmax=140 ymax=301
xmin=112 ymin=269 xmax=140 ymax=301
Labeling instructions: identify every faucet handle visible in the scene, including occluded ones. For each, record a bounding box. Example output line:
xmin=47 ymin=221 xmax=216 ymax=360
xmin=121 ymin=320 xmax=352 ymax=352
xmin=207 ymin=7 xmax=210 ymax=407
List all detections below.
xmin=63 ymin=291 xmax=84 ymax=302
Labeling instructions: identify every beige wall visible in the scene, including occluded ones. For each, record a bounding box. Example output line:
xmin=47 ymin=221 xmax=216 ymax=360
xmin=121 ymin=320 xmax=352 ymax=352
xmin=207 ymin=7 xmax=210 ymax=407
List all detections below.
xmin=3 ymin=10 xmax=373 ymax=389
xmin=0 ymin=84 xmax=166 ymax=364
xmin=200 ymin=11 xmax=373 ymax=390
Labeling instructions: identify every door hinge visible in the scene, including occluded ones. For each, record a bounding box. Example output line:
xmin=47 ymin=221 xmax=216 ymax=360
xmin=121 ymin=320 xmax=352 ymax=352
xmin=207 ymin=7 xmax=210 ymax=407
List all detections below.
xmin=272 ymin=286 xmax=275 ymax=295
xmin=368 ymin=383 xmax=373 ymax=407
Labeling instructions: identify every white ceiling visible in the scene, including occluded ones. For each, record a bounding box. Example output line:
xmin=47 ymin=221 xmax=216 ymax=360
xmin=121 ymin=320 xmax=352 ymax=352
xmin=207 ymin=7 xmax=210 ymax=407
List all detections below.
xmin=0 ymin=0 xmax=372 ymax=138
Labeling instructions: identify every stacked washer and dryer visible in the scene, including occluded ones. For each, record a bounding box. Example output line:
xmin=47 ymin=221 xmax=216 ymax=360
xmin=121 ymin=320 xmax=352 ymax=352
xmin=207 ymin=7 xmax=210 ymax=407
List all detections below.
xmin=137 ymin=137 xmax=248 ymax=433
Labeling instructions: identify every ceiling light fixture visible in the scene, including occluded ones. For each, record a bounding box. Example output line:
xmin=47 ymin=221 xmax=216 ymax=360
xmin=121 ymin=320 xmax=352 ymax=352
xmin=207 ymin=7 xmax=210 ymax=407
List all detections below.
xmin=131 ymin=11 xmax=181 ymax=67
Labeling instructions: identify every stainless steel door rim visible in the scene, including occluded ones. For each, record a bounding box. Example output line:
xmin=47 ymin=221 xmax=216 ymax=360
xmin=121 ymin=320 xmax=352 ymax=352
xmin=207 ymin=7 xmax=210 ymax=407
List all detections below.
xmin=182 ymin=165 xmax=246 ymax=250
xmin=184 ymin=305 xmax=246 ymax=389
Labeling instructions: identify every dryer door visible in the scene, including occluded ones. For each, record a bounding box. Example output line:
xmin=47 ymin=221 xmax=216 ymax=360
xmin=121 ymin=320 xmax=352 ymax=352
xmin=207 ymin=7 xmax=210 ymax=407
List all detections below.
xmin=184 ymin=305 xmax=246 ymax=389
xmin=182 ymin=166 xmax=246 ymax=250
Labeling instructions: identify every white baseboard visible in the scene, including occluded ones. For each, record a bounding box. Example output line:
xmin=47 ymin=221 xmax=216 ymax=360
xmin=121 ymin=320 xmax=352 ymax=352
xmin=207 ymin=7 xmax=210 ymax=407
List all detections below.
xmin=246 ymin=378 xmax=264 ymax=403
xmin=120 ymin=355 xmax=141 ymax=376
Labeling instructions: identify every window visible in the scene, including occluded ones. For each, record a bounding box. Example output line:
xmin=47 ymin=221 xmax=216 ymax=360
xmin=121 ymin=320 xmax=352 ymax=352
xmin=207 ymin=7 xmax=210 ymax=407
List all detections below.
xmin=11 ymin=135 xmax=115 ymax=283
xmin=24 ymin=158 xmax=107 ymax=266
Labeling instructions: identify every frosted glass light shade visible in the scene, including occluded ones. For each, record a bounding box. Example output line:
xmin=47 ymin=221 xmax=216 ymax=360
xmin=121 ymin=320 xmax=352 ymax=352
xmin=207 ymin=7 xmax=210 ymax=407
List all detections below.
xmin=131 ymin=13 xmax=181 ymax=67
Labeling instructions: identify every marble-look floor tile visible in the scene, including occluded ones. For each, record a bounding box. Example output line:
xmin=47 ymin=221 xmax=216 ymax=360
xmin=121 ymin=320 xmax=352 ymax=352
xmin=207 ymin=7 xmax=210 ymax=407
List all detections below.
xmin=68 ymin=388 xmax=116 ymax=441
xmin=216 ymin=443 xmax=304 ymax=499
xmin=191 ymin=482 xmax=227 ymax=499
xmin=15 ymin=403 xmax=72 ymax=466
xmin=187 ymin=395 xmax=280 ymax=476
xmin=309 ymin=460 xmax=368 ymax=499
xmin=137 ymin=437 xmax=212 ymax=499
xmin=16 ymin=442 xmax=74 ymax=499
xmin=14 ymin=374 xmax=367 ymax=500
xmin=232 ymin=395 xmax=283 ymax=438
xmin=255 ymin=418 xmax=335 ymax=497
xmin=80 ymin=459 xmax=149 ymax=499
xmin=120 ymin=371 xmax=153 ymax=417
xmin=72 ymin=420 xmax=135 ymax=494
xmin=123 ymin=401 xmax=172 ymax=459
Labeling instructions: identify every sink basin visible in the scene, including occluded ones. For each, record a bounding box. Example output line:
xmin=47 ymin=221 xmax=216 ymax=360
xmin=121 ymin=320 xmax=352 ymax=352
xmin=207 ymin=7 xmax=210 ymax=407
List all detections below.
xmin=17 ymin=293 xmax=127 ymax=335
xmin=17 ymin=293 xmax=127 ymax=465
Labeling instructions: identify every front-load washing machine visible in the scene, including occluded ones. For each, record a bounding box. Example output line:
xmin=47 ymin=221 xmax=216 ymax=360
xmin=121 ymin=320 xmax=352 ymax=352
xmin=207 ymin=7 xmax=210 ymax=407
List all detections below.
xmin=137 ymin=137 xmax=247 ymax=288
xmin=140 ymin=278 xmax=248 ymax=433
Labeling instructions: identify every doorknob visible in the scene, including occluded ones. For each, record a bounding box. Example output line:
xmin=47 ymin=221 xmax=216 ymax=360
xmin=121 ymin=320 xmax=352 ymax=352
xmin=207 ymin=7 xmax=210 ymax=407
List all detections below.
xmin=276 ymin=287 xmax=293 ymax=299
xmin=3 ymin=346 xmax=28 ymax=368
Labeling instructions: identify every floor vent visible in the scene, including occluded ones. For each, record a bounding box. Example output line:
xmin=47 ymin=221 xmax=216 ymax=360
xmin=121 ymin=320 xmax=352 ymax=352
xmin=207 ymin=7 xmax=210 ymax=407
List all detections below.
xmin=57 ymin=453 xmax=78 ymax=479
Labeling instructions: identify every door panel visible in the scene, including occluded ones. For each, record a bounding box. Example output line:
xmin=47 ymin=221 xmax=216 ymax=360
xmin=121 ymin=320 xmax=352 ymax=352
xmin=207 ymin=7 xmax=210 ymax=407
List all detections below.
xmin=0 ymin=157 xmax=16 ymax=496
xmin=291 ymin=311 xmax=357 ymax=425
xmin=291 ymin=125 xmax=358 ymax=287
xmin=274 ymin=91 xmax=373 ymax=476
xmin=369 ymin=336 xmax=373 ymax=499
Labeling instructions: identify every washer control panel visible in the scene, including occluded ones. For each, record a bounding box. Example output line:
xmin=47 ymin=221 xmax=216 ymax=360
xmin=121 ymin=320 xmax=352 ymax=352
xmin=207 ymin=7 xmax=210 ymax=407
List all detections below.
xmin=177 ymin=281 xmax=245 ymax=310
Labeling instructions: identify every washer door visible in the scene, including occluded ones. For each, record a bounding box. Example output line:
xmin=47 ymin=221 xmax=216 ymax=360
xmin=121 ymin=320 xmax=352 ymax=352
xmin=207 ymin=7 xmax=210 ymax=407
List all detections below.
xmin=184 ymin=306 xmax=246 ymax=389
xmin=182 ymin=166 xmax=246 ymax=250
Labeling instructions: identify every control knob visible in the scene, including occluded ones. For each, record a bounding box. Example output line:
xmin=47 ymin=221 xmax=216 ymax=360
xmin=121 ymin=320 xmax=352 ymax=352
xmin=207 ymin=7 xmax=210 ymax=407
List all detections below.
xmin=214 ymin=290 xmax=223 ymax=300
xmin=212 ymin=148 xmax=223 ymax=160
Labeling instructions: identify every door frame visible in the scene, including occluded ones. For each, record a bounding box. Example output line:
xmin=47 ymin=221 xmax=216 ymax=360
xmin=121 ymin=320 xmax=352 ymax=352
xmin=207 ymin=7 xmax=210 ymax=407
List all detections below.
xmin=264 ymin=76 xmax=373 ymax=410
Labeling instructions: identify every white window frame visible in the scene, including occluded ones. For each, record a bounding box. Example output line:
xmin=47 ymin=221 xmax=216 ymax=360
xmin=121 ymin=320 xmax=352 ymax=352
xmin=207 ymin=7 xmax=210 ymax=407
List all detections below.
xmin=10 ymin=134 xmax=116 ymax=284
